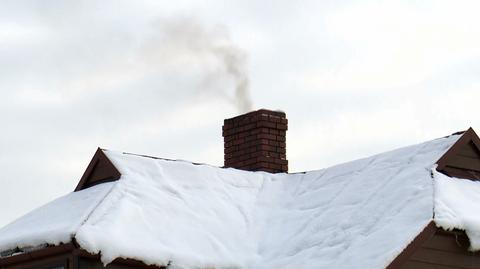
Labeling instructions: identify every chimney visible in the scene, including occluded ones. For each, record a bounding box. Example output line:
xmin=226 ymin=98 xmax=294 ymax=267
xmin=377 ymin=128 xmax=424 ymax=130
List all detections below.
xmin=222 ymin=109 xmax=288 ymax=173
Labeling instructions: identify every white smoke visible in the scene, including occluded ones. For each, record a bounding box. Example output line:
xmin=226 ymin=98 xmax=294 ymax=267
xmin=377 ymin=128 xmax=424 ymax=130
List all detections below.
xmin=141 ymin=17 xmax=253 ymax=113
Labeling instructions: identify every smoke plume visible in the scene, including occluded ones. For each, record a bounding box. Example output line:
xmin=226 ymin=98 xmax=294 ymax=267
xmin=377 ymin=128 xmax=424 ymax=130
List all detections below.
xmin=145 ymin=17 xmax=253 ymax=113
xmin=215 ymin=46 xmax=252 ymax=113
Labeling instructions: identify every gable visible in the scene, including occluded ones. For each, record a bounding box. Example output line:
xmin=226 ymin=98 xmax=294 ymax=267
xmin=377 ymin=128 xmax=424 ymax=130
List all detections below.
xmin=74 ymin=148 xmax=121 ymax=191
xmin=437 ymin=128 xmax=480 ymax=180
xmin=408 ymin=229 xmax=480 ymax=268
xmin=388 ymin=222 xmax=480 ymax=269
xmin=400 ymin=228 xmax=480 ymax=268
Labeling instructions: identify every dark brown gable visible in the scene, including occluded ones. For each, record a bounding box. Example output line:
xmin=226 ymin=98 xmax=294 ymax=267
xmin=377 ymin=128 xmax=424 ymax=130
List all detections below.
xmin=436 ymin=128 xmax=480 ymax=180
xmin=74 ymin=148 xmax=121 ymax=191
xmin=403 ymin=229 xmax=480 ymax=268
xmin=388 ymin=222 xmax=480 ymax=269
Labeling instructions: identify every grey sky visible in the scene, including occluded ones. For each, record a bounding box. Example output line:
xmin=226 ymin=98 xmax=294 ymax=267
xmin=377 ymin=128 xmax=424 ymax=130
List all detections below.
xmin=1 ymin=0 xmax=480 ymax=227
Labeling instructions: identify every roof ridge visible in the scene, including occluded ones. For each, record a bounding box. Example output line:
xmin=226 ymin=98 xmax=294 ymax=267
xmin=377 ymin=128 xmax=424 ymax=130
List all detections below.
xmin=72 ymin=181 xmax=118 ymax=242
xmin=103 ymin=149 xmax=277 ymax=174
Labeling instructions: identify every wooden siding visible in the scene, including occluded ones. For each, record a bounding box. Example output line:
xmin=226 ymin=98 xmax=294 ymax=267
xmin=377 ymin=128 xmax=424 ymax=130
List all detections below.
xmin=74 ymin=148 xmax=121 ymax=191
xmin=437 ymin=128 xmax=480 ymax=181
xmin=399 ymin=230 xmax=480 ymax=269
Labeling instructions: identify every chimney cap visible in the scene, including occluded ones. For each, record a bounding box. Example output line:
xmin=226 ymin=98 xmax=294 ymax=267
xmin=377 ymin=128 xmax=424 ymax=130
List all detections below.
xmin=224 ymin=108 xmax=286 ymax=122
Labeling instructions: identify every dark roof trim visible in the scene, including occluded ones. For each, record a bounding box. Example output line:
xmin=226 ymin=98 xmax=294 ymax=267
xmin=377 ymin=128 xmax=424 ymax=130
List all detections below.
xmin=74 ymin=148 xmax=121 ymax=192
xmin=386 ymin=221 xmax=437 ymax=269
xmin=0 ymin=243 xmax=74 ymax=267
xmin=0 ymin=243 xmax=165 ymax=269
xmin=74 ymin=249 xmax=166 ymax=269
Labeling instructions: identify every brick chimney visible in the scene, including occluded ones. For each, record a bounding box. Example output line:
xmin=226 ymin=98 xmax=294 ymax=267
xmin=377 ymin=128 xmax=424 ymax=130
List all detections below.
xmin=222 ymin=109 xmax=288 ymax=173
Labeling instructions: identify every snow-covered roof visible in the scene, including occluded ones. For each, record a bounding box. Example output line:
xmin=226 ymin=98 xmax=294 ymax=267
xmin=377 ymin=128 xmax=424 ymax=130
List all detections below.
xmin=1 ymin=133 xmax=480 ymax=269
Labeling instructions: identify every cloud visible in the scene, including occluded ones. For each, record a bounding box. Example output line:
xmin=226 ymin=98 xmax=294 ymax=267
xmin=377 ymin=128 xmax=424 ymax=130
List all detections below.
xmin=298 ymin=0 xmax=480 ymax=91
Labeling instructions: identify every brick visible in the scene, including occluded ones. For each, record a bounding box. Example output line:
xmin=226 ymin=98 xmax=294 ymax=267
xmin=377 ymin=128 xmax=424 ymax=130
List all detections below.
xmin=224 ymin=135 xmax=237 ymax=143
xmin=232 ymin=138 xmax=245 ymax=146
xmin=242 ymin=123 xmax=256 ymax=131
xmin=237 ymin=131 xmax=248 ymax=138
xmin=257 ymin=139 xmax=270 ymax=146
xmin=250 ymin=151 xmax=263 ymax=158
xmin=225 ymin=141 xmax=233 ymax=148
xmin=243 ymin=158 xmax=257 ymax=166
xmin=238 ymin=154 xmax=251 ymax=162
xmin=257 ymin=133 xmax=277 ymax=140
xmin=224 ymin=146 xmax=238 ymax=154
xmin=268 ymin=162 xmax=282 ymax=170
xmin=270 ymin=115 xmax=281 ymax=123
xmin=249 ymin=127 xmax=269 ymax=135
xmin=258 ymin=114 xmax=269 ymax=121
xmin=268 ymin=140 xmax=280 ymax=147
xmin=245 ymin=135 xmax=257 ymax=142
xmin=223 ymin=127 xmax=240 ymax=137
xmin=268 ymin=151 xmax=279 ymax=158
xmin=239 ymin=140 xmax=257 ymax=149
xmin=257 ymin=121 xmax=276 ymax=128
xmin=256 ymin=156 xmax=271 ymax=163
xmin=276 ymin=123 xmax=287 ymax=130
xmin=223 ymin=109 xmax=288 ymax=173
xmin=269 ymin=129 xmax=279 ymax=135
xmin=257 ymin=162 xmax=271 ymax=168
xmin=258 ymin=144 xmax=277 ymax=152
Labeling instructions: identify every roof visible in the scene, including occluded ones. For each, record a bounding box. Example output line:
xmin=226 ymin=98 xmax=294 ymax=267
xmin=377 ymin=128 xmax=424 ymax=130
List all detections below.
xmin=1 ymin=132 xmax=480 ymax=269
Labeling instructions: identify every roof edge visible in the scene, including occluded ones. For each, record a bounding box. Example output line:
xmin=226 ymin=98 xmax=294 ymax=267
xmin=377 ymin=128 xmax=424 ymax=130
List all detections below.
xmin=386 ymin=221 xmax=437 ymax=269
xmin=0 ymin=243 xmax=75 ymax=267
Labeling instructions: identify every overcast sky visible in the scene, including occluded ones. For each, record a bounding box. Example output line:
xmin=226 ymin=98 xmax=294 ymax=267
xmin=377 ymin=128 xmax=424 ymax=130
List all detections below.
xmin=1 ymin=0 xmax=480 ymax=227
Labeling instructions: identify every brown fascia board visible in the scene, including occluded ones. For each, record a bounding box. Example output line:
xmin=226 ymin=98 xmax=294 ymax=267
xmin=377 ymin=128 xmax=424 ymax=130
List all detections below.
xmin=73 ymin=249 xmax=166 ymax=269
xmin=0 ymin=243 xmax=75 ymax=267
xmin=74 ymin=148 xmax=121 ymax=192
xmin=386 ymin=221 xmax=438 ymax=269
xmin=0 ymin=244 xmax=165 ymax=269
xmin=436 ymin=127 xmax=480 ymax=171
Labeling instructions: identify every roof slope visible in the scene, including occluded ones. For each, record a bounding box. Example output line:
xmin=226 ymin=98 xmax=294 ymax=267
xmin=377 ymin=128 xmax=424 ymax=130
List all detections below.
xmin=0 ymin=181 xmax=114 ymax=253
xmin=0 ymin=133 xmax=476 ymax=269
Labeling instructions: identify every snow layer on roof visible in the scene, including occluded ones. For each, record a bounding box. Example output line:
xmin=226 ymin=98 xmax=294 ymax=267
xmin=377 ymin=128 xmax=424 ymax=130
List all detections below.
xmin=0 ymin=182 xmax=114 ymax=253
xmin=0 ymin=134 xmax=465 ymax=269
xmin=434 ymin=170 xmax=480 ymax=250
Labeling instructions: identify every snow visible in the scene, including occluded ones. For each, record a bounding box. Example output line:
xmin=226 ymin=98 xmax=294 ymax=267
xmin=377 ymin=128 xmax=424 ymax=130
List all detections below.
xmin=434 ymin=170 xmax=480 ymax=250
xmin=0 ymin=182 xmax=114 ymax=253
xmin=1 ymin=133 xmax=477 ymax=269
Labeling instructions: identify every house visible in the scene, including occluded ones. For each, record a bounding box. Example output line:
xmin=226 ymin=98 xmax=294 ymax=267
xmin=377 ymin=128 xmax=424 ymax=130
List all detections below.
xmin=0 ymin=109 xmax=480 ymax=269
